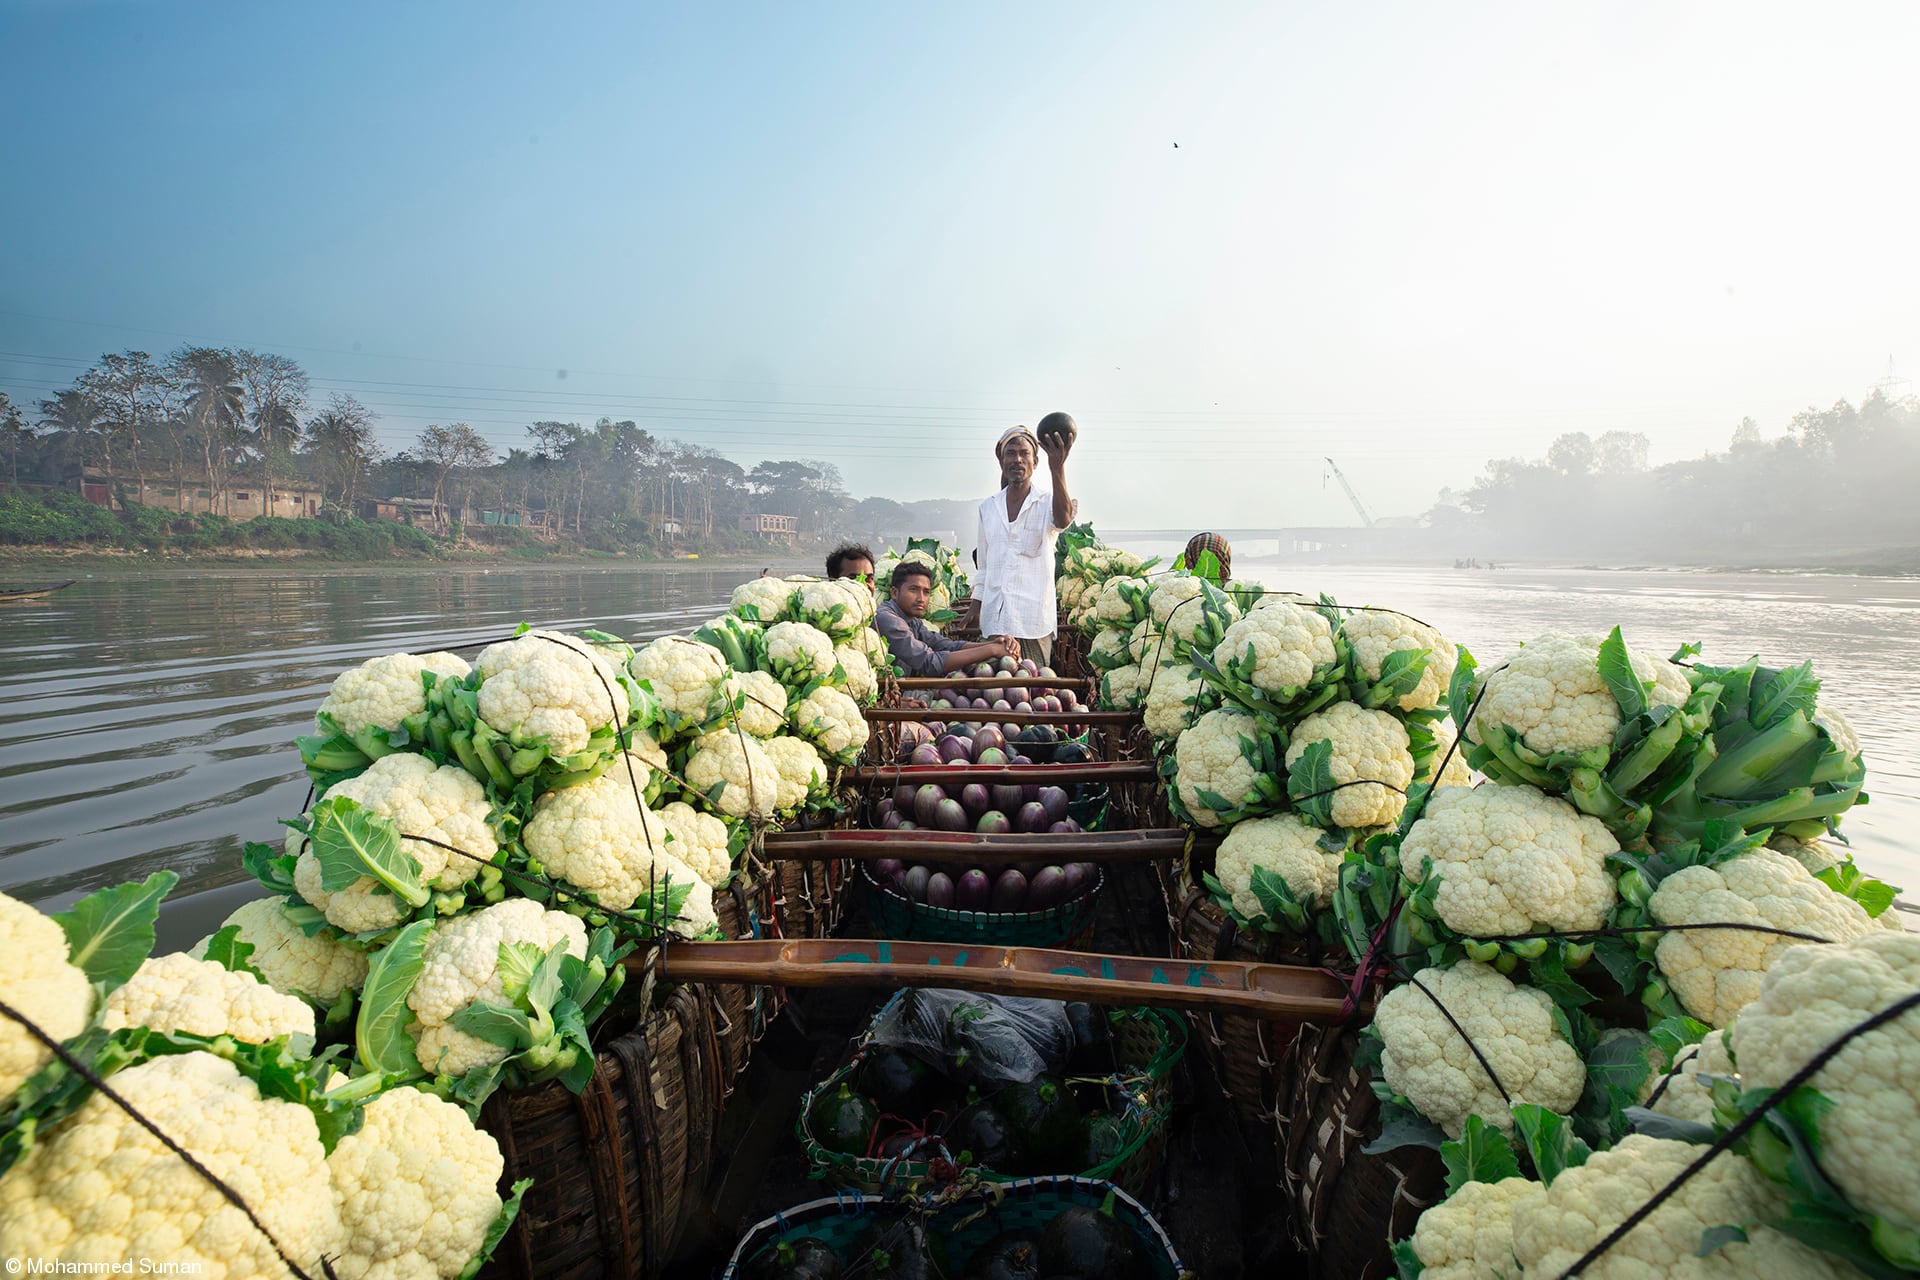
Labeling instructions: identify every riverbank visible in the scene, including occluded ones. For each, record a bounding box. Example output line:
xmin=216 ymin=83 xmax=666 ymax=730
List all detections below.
xmin=0 ymin=544 xmax=818 ymax=573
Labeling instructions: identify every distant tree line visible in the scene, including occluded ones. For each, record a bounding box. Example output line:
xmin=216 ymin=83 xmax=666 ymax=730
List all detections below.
xmin=0 ymin=347 xmax=964 ymax=552
xmin=1430 ymin=391 xmax=1920 ymax=563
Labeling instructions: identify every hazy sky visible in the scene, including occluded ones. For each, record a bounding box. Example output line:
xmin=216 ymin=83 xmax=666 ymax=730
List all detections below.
xmin=2 ymin=2 xmax=1916 ymax=527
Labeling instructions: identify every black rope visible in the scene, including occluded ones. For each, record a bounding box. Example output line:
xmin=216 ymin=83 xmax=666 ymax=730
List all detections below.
xmin=0 ymin=995 xmax=333 ymax=1280
xmin=1385 ymin=920 xmax=1844 ymax=964
xmin=1402 ymin=967 xmax=1514 ymax=1108
xmin=1557 ymin=990 xmax=1920 ymax=1278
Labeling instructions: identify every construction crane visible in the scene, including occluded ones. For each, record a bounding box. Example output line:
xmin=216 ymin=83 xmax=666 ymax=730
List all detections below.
xmin=1323 ymin=457 xmax=1376 ymax=528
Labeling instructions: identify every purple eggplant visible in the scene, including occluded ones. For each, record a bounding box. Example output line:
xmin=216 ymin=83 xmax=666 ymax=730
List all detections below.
xmin=1028 ymin=866 xmax=1068 ymax=910
xmin=971 ymin=726 xmax=1006 ymax=756
xmin=1016 ymin=860 xmax=1044 ymax=877
xmin=974 ymin=747 xmax=1007 ymax=768
xmin=1018 ymin=658 xmax=1039 ymax=676
xmin=894 ymin=784 xmax=917 ymax=810
xmin=991 ymin=868 xmax=1029 ymax=913
xmin=910 ymin=743 xmax=942 ymax=767
xmin=914 ymin=784 xmax=945 ymax=827
xmin=991 ymin=783 xmax=1025 ymax=813
xmin=971 ymin=697 xmax=992 ymax=711
xmin=1009 ymin=753 xmax=1032 ymax=766
xmin=903 ymin=865 xmax=932 ymax=901
xmin=897 ymin=820 xmax=918 ymax=830
xmin=881 ymin=810 xmax=903 ymax=830
xmin=937 ymin=735 xmax=971 ymax=763
xmin=984 ymin=687 xmax=1005 ymax=704
xmin=873 ymin=857 xmax=905 ymax=884
xmin=1021 ymin=783 xmax=1042 ymax=805
xmin=1016 ymin=802 xmax=1050 ymax=834
xmin=1058 ymin=862 xmax=1089 ymax=900
xmin=991 ymin=699 xmax=1012 ymax=713
xmin=925 ymin=871 xmax=955 ymax=909
xmin=1006 ymin=687 xmax=1030 ymax=705
xmin=1037 ymin=787 xmax=1070 ymax=825
xmin=976 ymin=810 xmax=1011 ymax=835
xmin=1048 ymin=821 xmax=1073 ymax=834
xmin=956 ymin=869 xmax=992 ymax=910
xmin=960 ymin=782 xmax=991 ymax=816
xmin=933 ymin=798 xmax=969 ymax=832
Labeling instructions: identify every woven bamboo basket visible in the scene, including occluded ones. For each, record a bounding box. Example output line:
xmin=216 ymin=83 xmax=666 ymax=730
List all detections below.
xmin=1273 ymin=1022 xmax=1447 ymax=1280
xmin=706 ymin=877 xmax=776 ymax=1087
xmin=476 ymin=983 xmax=724 ymax=1280
xmin=1167 ymin=879 xmax=1323 ymax=1133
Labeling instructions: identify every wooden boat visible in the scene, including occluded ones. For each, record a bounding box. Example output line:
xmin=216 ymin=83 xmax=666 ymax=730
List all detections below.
xmin=0 ymin=578 xmax=77 ymax=602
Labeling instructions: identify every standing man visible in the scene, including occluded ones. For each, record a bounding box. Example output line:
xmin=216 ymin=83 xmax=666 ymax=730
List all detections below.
xmin=974 ymin=424 xmax=1076 ymax=666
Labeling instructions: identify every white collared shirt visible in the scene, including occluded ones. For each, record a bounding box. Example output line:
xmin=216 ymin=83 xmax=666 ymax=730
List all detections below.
xmin=974 ymin=484 xmax=1076 ymax=639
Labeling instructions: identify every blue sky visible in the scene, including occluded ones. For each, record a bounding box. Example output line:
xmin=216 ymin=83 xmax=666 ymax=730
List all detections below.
xmin=3 ymin=1 xmax=1917 ymax=526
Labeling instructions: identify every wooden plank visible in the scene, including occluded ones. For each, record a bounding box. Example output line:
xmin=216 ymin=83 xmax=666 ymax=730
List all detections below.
xmin=865 ymin=707 xmax=1139 ymax=727
xmin=895 ymin=676 xmax=1092 ymax=691
xmin=762 ymin=828 xmax=1188 ymax=864
xmin=651 ymin=939 xmax=1367 ymax=1022
xmin=845 ymin=761 xmax=1158 ymax=786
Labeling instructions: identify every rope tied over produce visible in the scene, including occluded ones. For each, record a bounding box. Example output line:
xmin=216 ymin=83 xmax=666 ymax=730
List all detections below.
xmin=0 ymin=996 xmax=337 ymax=1280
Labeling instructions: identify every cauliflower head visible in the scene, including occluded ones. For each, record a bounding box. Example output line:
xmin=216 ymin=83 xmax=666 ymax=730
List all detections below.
xmin=1125 ymin=615 xmax=1157 ymax=664
xmin=1409 ymin=1176 xmax=1545 ymax=1280
xmin=293 ymin=753 xmax=499 ymax=934
xmin=788 ymin=683 xmax=870 ymax=764
xmin=660 ymin=800 xmax=734 ymax=888
xmin=843 ymin=624 xmax=892 ymax=676
xmin=1418 ymin=717 xmax=1476 ymax=789
xmin=1213 ymin=813 xmax=1343 ymax=921
xmin=833 ymin=642 xmax=879 ymax=704
xmin=1211 ymin=602 xmax=1338 ymax=694
xmin=1342 ymin=611 xmax=1456 ymax=712
xmin=474 ymin=629 xmax=630 ymax=757
xmin=1092 ymin=576 xmax=1150 ymax=627
xmin=1648 ymin=848 xmax=1878 ymax=1027
xmin=1285 ymin=701 xmax=1416 ymax=829
xmin=1649 ymin=1029 xmax=1733 ymax=1128
xmin=683 ymin=728 xmax=781 ymax=820
xmin=1100 ymin=662 xmax=1145 ymax=711
xmin=730 ymin=575 xmax=797 ymax=623
xmin=1510 ymin=1134 xmax=1856 ymax=1279
xmin=195 ymin=897 xmax=369 ymax=1005
xmin=1173 ymin=707 xmax=1275 ymax=829
xmin=764 ymin=620 xmax=837 ymax=687
xmin=102 ymin=952 xmax=316 ymax=1045
xmin=798 ymin=578 xmax=875 ymax=640
xmin=1143 ymin=662 xmax=1211 ymax=740
xmin=327 ymin=1084 xmax=508 ymax=1280
xmin=317 ymin=650 xmax=471 ymax=741
xmin=1730 ymin=931 xmax=1920 ymax=1230
xmin=1399 ymin=784 xmax=1619 ymax=937
xmin=763 ymin=734 xmax=828 ymax=811
xmin=0 ymin=890 xmax=92 ymax=1101
xmin=408 ymin=899 xmax=589 ymax=1078
xmin=1466 ymin=632 xmax=1689 ymax=759
xmin=628 ymin=636 xmax=731 ymax=729
xmin=1375 ymin=960 xmax=1585 ymax=1137
xmin=0 ymin=1051 xmax=345 ymax=1277
xmin=1088 ymin=628 xmax=1133 ymax=672
xmin=522 ymin=767 xmax=672 ymax=910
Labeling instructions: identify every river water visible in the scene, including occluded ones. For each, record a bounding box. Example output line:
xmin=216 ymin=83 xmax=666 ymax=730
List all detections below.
xmin=2 ymin=558 xmax=1914 ymax=950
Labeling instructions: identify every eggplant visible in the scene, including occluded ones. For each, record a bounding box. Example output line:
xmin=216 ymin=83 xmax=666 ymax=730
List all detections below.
xmin=972 ymin=726 xmax=1006 ymax=755
xmin=910 ymin=743 xmax=943 ymax=767
xmin=971 ymin=697 xmax=993 ymax=711
xmin=872 ymin=857 xmax=905 ymax=884
xmin=1057 ymin=862 xmax=1089 ymax=901
xmin=965 ymin=1231 xmax=1043 ymax=1280
xmin=745 ymin=1236 xmax=843 ymax=1280
xmin=1015 ymin=802 xmax=1049 ymax=834
xmin=925 ymin=871 xmax=955 ymax=908
xmin=914 ymin=785 xmax=945 ymax=827
xmin=1027 ymin=865 xmax=1068 ymax=910
xmin=1015 ymin=860 xmax=1044 ymax=878
xmin=933 ymin=798 xmax=969 ymax=832
xmin=974 ymin=747 xmax=1007 ymax=768
xmin=960 ymin=782 xmax=991 ymax=816
xmin=1053 ymin=741 xmax=1093 ymax=766
xmin=874 ymin=798 xmax=895 ymax=822
xmin=902 ymin=865 xmax=932 ymax=901
xmin=1037 ymin=665 xmax=1056 ymax=678
xmin=975 ymin=810 xmax=1011 ymax=835
xmin=881 ymin=810 xmax=903 ymax=830
xmin=956 ymin=868 xmax=992 ymax=910
xmin=946 ymin=1097 xmax=1022 ymax=1170
xmin=991 ymin=699 xmax=1012 ymax=713
xmin=937 ymin=735 xmax=972 ymax=763
xmin=898 ymin=740 xmax=921 ymax=764
xmin=806 ymin=1083 xmax=878 ymax=1157
xmin=1047 ymin=822 xmax=1073 ymax=835
xmin=991 ymin=783 xmax=1025 ymax=813
xmin=896 ymin=820 xmax=918 ymax=831
xmin=1005 ymin=686 xmax=1029 ymax=705
xmin=1013 ymin=701 xmax=1033 ymax=715
xmin=1037 ymin=1202 xmax=1144 ymax=1280
xmin=984 ymin=686 xmax=1005 ymax=704
xmin=894 ymin=783 xmax=917 ymax=810
xmin=990 ymin=868 xmax=1029 ymax=913
xmin=996 ymin=655 xmax=1019 ymax=674
xmin=971 ymin=662 xmax=995 ymax=678
xmin=1036 ymin=787 xmax=1070 ymax=823
xmin=857 ymin=1047 xmax=941 ymax=1116
xmin=997 ymin=1074 xmax=1083 ymax=1169
xmin=1008 ymin=753 xmax=1032 ymax=766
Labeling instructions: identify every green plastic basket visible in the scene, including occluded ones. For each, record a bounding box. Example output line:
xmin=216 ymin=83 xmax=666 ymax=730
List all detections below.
xmin=797 ymin=994 xmax=1187 ymax=1197
xmin=860 ymin=862 xmax=1104 ymax=945
xmin=722 ymin=1176 xmax=1189 ymax=1278
xmin=1066 ymin=781 xmax=1110 ymax=831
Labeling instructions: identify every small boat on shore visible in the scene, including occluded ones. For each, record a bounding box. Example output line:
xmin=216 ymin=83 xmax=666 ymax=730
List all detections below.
xmin=0 ymin=578 xmax=77 ymax=602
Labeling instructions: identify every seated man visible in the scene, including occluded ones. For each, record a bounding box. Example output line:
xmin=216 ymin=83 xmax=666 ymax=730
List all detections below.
xmin=826 ymin=542 xmax=875 ymax=584
xmin=876 ymin=561 xmax=1016 ymax=676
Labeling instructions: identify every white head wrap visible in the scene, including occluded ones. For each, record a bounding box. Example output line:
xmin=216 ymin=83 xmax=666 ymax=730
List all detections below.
xmin=995 ymin=424 xmax=1038 ymax=458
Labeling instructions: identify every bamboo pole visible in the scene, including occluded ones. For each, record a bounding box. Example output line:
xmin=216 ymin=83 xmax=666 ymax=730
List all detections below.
xmin=762 ymin=828 xmax=1188 ymax=864
xmin=649 ymin=939 xmax=1366 ymax=1022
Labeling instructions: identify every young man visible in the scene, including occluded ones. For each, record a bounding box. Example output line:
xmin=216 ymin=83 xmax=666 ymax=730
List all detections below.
xmin=974 ymin=424 xmax=1076 ymax=665
xmin=825 ymin=542 xmax=875 ymax=584
xmin=876 ymin=560 xmax=1017 ymax=677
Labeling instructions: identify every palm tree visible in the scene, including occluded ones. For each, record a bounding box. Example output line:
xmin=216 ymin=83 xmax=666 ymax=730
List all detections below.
xmin=37 ymin=389 xmax=108 ymax=481
xmin=305 ymin=395 xmax=380 ymax=510
xmin=251 ymin=398 xmax=302 ymax=515
xmin=171 ymin=348 xmax=244 ymax=514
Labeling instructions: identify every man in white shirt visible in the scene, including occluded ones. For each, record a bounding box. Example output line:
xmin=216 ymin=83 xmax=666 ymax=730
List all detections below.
xmin=973 ymin=424 xmax=1076 ymax=665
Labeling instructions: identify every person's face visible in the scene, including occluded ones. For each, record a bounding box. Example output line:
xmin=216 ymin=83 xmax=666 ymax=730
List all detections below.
xmin=1000 ymin=436 xmax=1037 ymax=485
xmin=892 ymin=573 xmax=931 ymax=617
xmin=840 ymin=557 xmax=875 ymax=592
